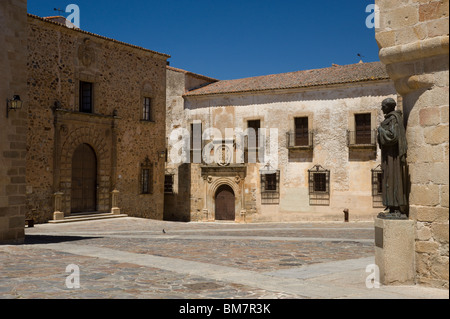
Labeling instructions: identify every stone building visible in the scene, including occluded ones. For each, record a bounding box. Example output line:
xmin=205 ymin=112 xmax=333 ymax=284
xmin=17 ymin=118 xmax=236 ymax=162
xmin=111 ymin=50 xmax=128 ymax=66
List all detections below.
xmin=25 ymin=14 xmax=170 ymax=223
xmin=0 ymin=0 xmax=28 ymax=243
xmin=165 ymin=62 xmax=398 ymax=222
xmin=375 ymin=0 xmax=449 ymax=289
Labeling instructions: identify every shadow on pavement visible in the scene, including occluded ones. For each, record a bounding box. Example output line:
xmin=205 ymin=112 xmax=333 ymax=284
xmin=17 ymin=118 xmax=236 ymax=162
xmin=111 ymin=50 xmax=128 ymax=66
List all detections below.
xmin=24 ymin=234 xmax=101 ymax=245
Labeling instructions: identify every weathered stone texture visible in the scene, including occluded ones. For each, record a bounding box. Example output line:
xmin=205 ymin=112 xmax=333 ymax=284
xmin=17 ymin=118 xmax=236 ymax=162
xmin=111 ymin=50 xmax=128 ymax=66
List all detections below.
xmin=376 ymin=0 xmax=449 ymax=289
xmin=165 ymin=67 xmax=397 ymax=222
xmin=0 ymin=0 xmax=28 ymax=244
xmin=26 ymin=15 xmax=168 ymax=222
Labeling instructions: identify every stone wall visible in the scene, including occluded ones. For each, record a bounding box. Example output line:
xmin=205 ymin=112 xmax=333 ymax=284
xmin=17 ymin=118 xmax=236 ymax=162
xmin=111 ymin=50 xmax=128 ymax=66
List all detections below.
xmin=165 ymin=67 xmax=397 ymax=222
xmin=375 ymin=0 xmax=449 ymax=288
xmin=0 ymin=0 xmax=28 ymax=244
xmin=26 ymin=15 xmax=169 ymax=222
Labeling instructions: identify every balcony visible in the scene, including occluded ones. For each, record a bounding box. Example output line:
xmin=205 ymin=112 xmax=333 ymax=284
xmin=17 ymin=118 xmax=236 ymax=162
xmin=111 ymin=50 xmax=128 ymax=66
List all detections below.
xmin=347 ymin=130 xmax=377 ymax=148
xmin=286 ymin=131 xmax=314 ymax=149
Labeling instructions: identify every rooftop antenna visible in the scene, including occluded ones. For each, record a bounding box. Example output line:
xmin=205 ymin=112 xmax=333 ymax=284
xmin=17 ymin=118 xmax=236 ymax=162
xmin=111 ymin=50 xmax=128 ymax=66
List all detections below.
xmin=357 ymin=53 xmax=365 ymax=63
xmin=53 ymin=8 xmax=65 ymax=16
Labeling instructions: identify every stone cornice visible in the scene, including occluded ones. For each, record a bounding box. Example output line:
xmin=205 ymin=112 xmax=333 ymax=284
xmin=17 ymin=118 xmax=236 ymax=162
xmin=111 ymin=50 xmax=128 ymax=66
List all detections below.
xmin=379 ymin=35 xmax=449 ymax=65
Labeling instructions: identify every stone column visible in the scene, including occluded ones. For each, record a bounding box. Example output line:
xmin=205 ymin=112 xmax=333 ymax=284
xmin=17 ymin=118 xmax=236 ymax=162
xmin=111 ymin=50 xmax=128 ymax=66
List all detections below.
xmin=0 ymin=0 xmax=28 ymax=244
xmin=375 ymin=0 xmax=449 ymax=289
xmin=111 ymin=189 xmax=120 ymax=215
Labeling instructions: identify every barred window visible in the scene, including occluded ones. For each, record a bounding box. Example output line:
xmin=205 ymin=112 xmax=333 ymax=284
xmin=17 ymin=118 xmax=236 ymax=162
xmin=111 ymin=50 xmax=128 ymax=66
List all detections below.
xmin=143 ymin=97 xmax=152 ymax=121
xmin=308 ymin=165 xmax=330 ymax=206
xmin=372 ymin=165 xmax=384 ymax=208
xmin=164 ymin=174 xmax=174 ymax=194
xmin=261 ymin=170 xmax=280 ymax=205
xmin=141 ymin=157 xmax=153 ymax=194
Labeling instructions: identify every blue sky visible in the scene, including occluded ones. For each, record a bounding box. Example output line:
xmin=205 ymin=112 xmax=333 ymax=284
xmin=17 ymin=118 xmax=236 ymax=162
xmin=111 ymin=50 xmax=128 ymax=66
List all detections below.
xmin=27 ymin=0 xmax=380 ymax=80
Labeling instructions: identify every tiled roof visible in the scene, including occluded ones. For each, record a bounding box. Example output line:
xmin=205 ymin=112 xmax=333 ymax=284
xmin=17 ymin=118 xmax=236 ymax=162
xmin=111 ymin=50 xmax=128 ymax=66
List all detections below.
xmin=184 ymin=62 xmax=390 ymax=96
xmin=28 ymin=14 xmax=170 ymax=59
xmin=166 ymin=65 xmax=218 ymax=82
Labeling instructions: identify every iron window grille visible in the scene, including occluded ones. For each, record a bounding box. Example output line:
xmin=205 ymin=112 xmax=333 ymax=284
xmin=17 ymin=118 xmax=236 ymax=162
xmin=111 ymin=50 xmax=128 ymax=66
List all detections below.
xmin=371 ymin=165 xmax=384 ymax=208
xmin=164 ymin=174 xmax=174 ymax=194
xmin=308 ymin=165 xmax=330 ymax=206
xmin=143 ymin=97 xmax=152 ymax=121
xmin=140 ymin=156 xmax=153 ymax=194
xmin=261 ymin=170 xmax=280 ymax=205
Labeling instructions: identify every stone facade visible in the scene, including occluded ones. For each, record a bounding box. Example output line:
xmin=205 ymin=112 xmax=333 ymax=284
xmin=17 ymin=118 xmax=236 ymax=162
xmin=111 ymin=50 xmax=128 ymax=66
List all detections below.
xmin=375 ymin=0 xmax=449 ymax=289
xmin=165 ymin=64 xmax=398 ymax=222
xmin=26 ymin=15 xmax=169 ymax=223
xmin=0 ymin=0 xmax=28 ymax=244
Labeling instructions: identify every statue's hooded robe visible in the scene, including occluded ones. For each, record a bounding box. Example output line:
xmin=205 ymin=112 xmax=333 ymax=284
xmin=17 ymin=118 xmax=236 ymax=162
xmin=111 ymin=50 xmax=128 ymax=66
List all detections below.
xmin=377 ymin=110 xmax=408 ymax=209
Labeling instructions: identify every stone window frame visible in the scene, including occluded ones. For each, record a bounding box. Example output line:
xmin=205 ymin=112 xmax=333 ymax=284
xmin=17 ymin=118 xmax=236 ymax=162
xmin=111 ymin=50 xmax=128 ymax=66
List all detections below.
xmin=140 ymin=156 xmax=153 ymax=195
xmin=75 ymin=73 xmax=99 ymax=114
xmin=242 ymin=117 xmax=265 ymax=163
xmin=286 ymin=112 xmax=314 ymax=149
xmin=260 ymin=169 xmax=280 ymax=205
xmin=347 ymin=110 xmax=378 ymax=147
xmin=308 ymin=165 xmax=330 ymax=206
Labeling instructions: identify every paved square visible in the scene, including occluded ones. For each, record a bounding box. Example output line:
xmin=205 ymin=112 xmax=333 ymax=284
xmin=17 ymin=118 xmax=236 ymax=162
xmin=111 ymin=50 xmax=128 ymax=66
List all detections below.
xmin=0 ymin=218 xmax=447 ymax=299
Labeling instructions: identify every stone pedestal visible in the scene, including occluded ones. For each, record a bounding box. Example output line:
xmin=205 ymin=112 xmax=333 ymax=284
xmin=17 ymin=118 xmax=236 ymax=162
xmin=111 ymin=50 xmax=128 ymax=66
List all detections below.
xmin=375 ymin=217 xmax=415 ymax=285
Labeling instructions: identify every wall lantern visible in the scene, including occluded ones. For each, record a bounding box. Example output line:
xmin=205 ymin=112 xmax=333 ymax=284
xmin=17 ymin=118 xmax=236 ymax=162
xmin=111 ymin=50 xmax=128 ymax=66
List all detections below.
xmin=6 ymin=95 xmax=23 ymax=118
xmin=159 ymin=150 xmax=166 ymax=159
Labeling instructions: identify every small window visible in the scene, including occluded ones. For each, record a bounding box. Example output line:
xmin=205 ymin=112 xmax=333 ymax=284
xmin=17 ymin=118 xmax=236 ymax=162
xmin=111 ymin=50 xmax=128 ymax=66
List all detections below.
xmin=261 ymin=170 xmax=280 ymax=205
xmin=295 ymin=117 xmax=309 ymax=146
xmin=80 ymin=81 xmax=93 ymax=113
xmin=247 ymin=120 xmax=260 ymax=148
xmin=190 ymin=122 xmax=202 ymax=163
xmin=372 ymin=165 xmax=384 ymax=208
xmin=164 ymin=174 xmax=174 ymax=194
xmin=143 ymin=97 xmax=152 ymax=121
xmin=140 ymin=157 xmax=153 ymax=194
xmin=355 ymin=113 xmax=372 ymax=145
xmin=308 ymin=165 xmax=330 ymax=206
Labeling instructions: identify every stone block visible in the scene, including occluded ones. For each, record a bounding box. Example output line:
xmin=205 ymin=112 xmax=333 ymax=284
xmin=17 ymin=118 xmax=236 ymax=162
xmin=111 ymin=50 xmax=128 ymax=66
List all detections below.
xmin=375 ymin=217 xmax=416 ymax=285
xmin=410 ymin=184 xmax=441 ymax=206
xmin=420 ymin=107 xmax=441 ymax=126
xmin=419 ymin=1 xmax=449 ymax=22
xmin=424 ymin=125 xmax=449 ymax=145
xmin=410 ymin=205 xmax=449 ymax=222
xmin=416 ymin=240 xmax=439 ymax=253
xmin=432 ymin=222 xmax=450 ymax=243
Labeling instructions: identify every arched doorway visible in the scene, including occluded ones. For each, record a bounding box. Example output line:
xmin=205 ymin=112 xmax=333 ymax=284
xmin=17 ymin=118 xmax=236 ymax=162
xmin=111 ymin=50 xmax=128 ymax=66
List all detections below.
xmin=215 ymin=184 xmax=235 ymax=221
xmin=71 ymin=143 xmax=97 ymax=213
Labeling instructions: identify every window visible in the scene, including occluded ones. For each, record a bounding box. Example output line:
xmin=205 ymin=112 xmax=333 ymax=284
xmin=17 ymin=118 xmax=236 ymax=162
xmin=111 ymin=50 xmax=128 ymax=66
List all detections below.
xmin=79 ymin=81 xmax=93 ymax=113
xmin=261 ymin=170 xmax=280 ymax=205
xmin=164 ymin=174 xmax=174 ymax=194
xmin=354 ymin=113 xmax=372 ymax=145
xmin=295 ymin=117 xmax=309 ymax=146
xmin=143 ymin=97 xmax=152 ymax=121
xmin=190 ymin=122 xmax=202 ymax=163
xmin=308 ymin=165 xmax=330 ymax=206
xmin=247 ymin=120 xmax=260 ymax=148
xmin=372 ymin=165 xmax=384 ymax=208
xmin=140 ymin=157 xmax=153 ymax=194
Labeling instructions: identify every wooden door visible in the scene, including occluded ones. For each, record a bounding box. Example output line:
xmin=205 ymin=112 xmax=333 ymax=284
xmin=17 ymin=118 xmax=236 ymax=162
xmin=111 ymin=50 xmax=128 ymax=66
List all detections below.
xmin=215 ymin=185 xmax=235 ymax=221
xmin=71 ymin=144 xmax=97 ymax=213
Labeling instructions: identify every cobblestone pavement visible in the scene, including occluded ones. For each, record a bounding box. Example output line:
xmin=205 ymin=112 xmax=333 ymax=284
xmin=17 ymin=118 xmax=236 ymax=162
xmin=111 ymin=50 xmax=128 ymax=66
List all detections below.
xmin=0 ymin=218 xmax=448 ymax=300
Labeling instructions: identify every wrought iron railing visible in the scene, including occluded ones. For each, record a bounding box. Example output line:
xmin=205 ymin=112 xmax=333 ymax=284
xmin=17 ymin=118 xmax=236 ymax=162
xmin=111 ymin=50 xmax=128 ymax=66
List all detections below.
xmin=286 ymin=131 xmax=314 ymax=148
xmin=347 ymin=130 xmax=377 ymax=147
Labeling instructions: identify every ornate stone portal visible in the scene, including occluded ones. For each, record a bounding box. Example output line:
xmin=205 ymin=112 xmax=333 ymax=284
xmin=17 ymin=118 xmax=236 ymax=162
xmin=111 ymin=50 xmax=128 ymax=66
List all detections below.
xmin=200 ymin=165 xmax=247 ymax=222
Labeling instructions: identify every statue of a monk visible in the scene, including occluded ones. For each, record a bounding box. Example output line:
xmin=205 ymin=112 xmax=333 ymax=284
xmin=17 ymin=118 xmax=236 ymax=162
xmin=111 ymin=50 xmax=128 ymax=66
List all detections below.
xmin=377 ymin=98 xmax=409 ymax=219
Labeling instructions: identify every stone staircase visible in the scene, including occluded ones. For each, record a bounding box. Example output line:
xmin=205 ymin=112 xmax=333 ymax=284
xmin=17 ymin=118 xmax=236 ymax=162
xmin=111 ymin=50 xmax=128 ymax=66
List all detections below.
xmin=48 ymin=212 xmax=128 ymax=224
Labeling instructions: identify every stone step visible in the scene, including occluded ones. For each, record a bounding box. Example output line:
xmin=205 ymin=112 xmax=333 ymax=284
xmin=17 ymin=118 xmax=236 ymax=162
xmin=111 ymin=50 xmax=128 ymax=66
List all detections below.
xmin=48 ymin=213 xmax=128 ymax=224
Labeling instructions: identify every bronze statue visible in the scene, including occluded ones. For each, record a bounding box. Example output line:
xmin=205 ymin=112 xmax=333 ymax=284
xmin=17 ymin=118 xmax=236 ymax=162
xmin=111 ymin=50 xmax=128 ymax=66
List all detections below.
xmin=377 ymin=98 xmax=408 ymax=219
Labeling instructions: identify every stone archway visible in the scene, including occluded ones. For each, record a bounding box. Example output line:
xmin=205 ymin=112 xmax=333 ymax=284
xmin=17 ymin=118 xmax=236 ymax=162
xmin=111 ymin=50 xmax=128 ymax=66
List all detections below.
xmin=215 ymin=184 xmax=235 ymax=221
xmin=58 ymin=126 xmax=112 ymax=216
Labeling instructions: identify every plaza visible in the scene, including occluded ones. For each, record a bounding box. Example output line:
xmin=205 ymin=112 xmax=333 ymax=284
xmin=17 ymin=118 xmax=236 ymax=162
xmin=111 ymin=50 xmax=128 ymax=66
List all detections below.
xmin=0 ymin=218 xmax=447 ymax=299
